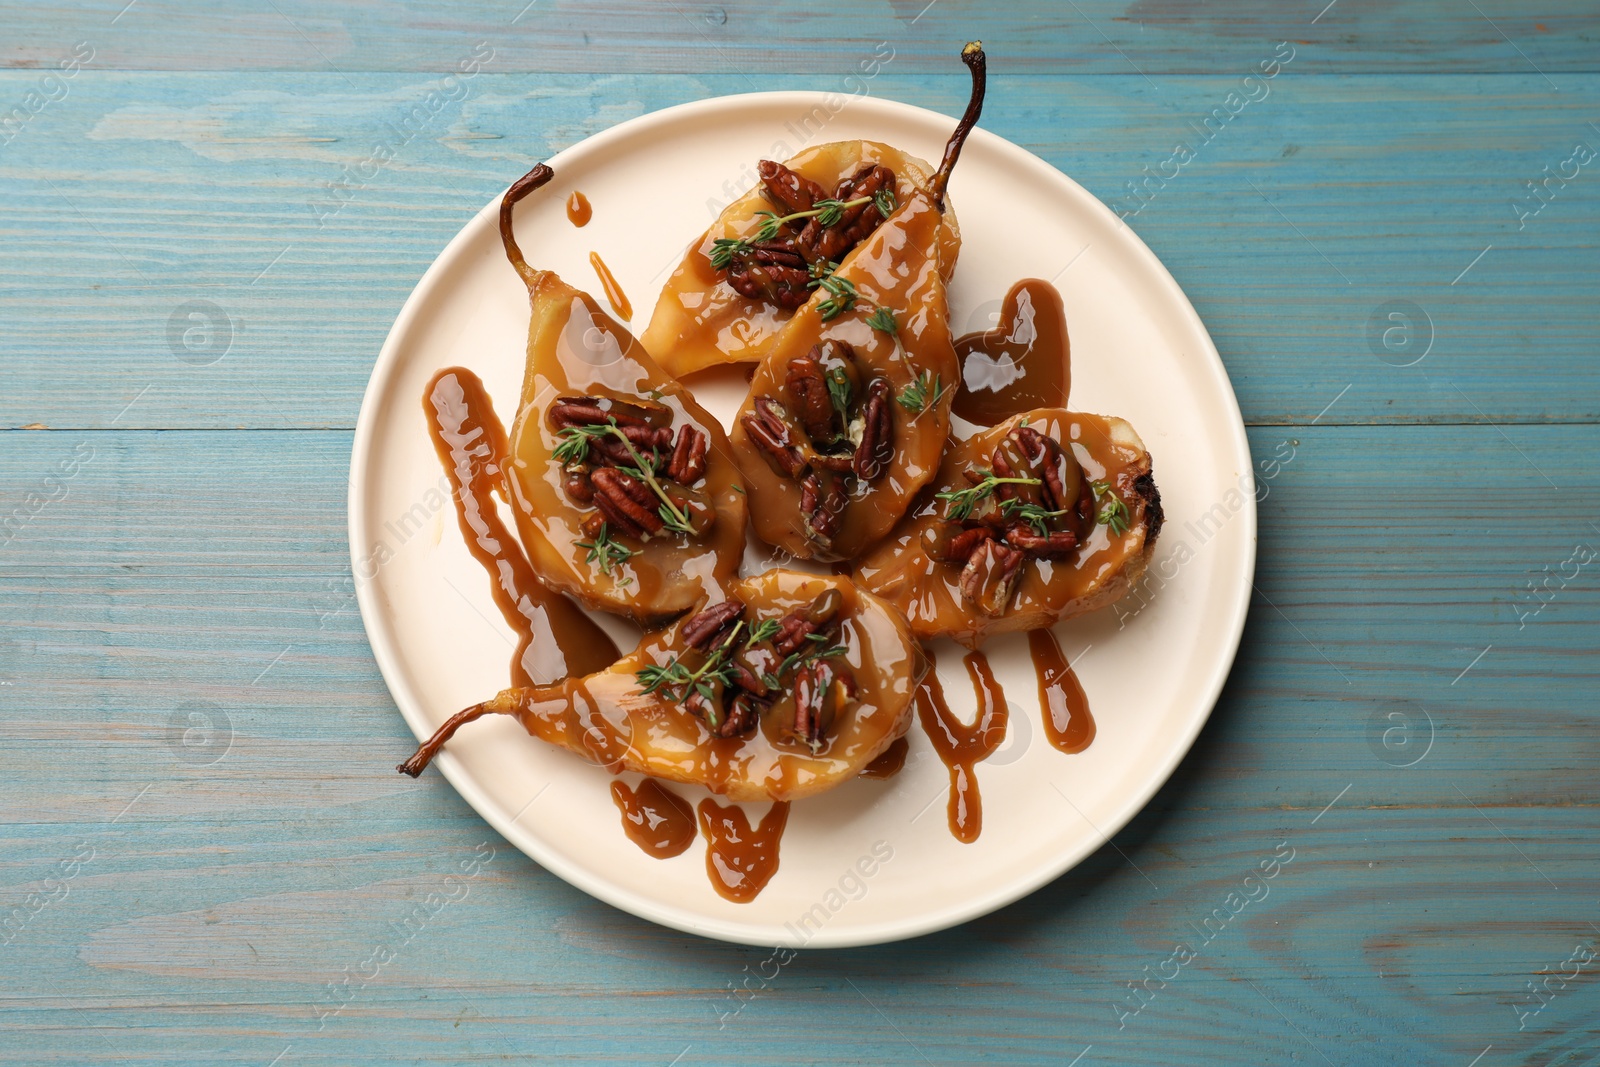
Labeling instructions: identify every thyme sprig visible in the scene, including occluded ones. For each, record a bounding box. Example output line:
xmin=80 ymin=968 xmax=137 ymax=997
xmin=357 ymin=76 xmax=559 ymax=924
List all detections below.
xmin=1092 ymin=480 xmax=1130 ymax=535
xmin=1001 ymin=497 xmax=1069 ymax=536
xmin=825 ymin=366 xmax=852 ymax=426
xmin=896 ymin=370 xmax=947 ymax=414
xmin=552 ymin=418 xmax=695 ymax=535
xmin=864 ymin=307 xmax=898 ymax=335
xmin=575 ymin=521 xmax=634 ymax=578
xmin=936 ymin=472 xmax=1043 ymax=522
xmin=708 ymin=185 xmax=897 ymax=270
xmin=636 ymin=621 xmax=747 ymax=722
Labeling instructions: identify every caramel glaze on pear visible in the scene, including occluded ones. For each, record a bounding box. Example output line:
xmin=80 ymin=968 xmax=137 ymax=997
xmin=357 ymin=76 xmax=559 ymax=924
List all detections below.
xmin=498 ymin=164 xmax=748 ymax=624
xmin=854 ymin=409 xmax=1164 ymax=648
xmin=399 ymin=571 xmax=923 ymax=802
xmin=726 ymin=43 xmax=987 ymax=563
xmin=640 ymin=140 xmax=962 ymax=378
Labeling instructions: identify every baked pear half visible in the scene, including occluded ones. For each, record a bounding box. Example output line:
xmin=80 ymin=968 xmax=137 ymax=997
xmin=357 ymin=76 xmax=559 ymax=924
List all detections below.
xmin=498 ymin=164 xmax=748 ymax=624
xmin=399 ymin=571 xmax=923 ymax=802
xmin=853 ymin=409 xmax=1163 ymax=647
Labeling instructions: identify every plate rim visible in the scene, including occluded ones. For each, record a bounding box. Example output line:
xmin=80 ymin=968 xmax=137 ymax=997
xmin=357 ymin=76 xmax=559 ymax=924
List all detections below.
xmin=349 ymin=89 xmax=1257 ymax=947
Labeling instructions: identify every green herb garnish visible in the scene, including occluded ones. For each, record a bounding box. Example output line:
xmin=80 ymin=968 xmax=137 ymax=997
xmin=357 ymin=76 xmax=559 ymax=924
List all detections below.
xmin=575 ymin=522 xmax=635 ymax=577
xmin=1092 ymin=480 xmax=1130 ymax=535
xmin=865 ymin=307 xmax=898 ymax=335
xmin=1001 ymin=497 xmax=1069 ymax=536
xmin=936 ymin=472 xmax=1043 ymax=522
xmin=896 ymin=371 xmax=947 ymax=414
xmin=553 ymin=418 xmax=695 ymax=535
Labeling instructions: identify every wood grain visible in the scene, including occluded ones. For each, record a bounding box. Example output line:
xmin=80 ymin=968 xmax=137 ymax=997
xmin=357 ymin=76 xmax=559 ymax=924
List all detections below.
xmin=0 ymin=0 xmax=1595 ymax=74
xmin=1 ymin=426 xmax=1596 ymax=1064
xmin=1 ymin=72 xmax=1597 ymax=431
xmin=2 ymin=3 xmax=1598 ymax=1064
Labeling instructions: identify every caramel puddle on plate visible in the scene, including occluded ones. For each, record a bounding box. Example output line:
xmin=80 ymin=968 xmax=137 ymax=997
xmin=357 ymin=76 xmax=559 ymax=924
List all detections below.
xmin=610 ymin=779 xmax=697 ymax=859
xmin=697 ymin=798 xmax=790 ymax=902
xmin=859 ymin=736 xmax=909 ymax=779
xmin=952 ymin=278 xmax=1070 ymax=426
xmin=916 ymin=650 xmax=1009 ymax=843
xmin=1029 ymin=629 xmax=1095 ymax=753
xmin=587 ymin=251 xmax=632 ymax=320
xmin=566 ymin=190 xmax=592 ymax=227
xmin=422 ymin=367 xmax=620 ymax=686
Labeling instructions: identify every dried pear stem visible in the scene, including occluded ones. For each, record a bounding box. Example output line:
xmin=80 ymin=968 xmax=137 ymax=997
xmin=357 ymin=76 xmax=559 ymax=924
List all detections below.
xmin=932 ymin=41 xmax=987 ymax=212
xmin=397 ymin=700 xmax=516 ymax=777
xmin=499 ymin=162 xmax=555 ymax=286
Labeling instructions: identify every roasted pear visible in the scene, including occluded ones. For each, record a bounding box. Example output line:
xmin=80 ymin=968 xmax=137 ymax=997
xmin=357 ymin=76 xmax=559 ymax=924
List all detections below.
xmin=398 ymin=572 xmax=923 ymax=802
xmin=853 ymin=409 xmax=1164 ymax=647
xmin=640 ymin=140 xmax=962 ymax=377
xmin=725 ymin=43 xmax=988 ymax=563
xmin=499 ymin=164 xmax=748 ymax=623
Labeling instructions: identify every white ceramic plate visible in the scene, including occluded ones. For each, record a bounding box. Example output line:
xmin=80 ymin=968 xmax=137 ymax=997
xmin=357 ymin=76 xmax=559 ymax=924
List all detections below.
xmin=350 ymin=91 xmax=1255 ymax=947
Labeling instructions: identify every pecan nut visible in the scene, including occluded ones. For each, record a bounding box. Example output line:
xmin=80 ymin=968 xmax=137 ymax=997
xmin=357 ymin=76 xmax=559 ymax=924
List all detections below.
xmin=959 ymin=539 xmax=1025 ymax=616
xmin=800 ymin=471 xmax=847 ymax=546
xmin=590 ymin=468 xmax=665 ymax=538
xmin=758 ymin=159 xmax=827 ymax=217
xmin=792 ymin=659 xmax=857 ymax=750
xmin=663 ymin=423 xmax=708 ymax=485
xmin=742 ymin=397 xmax=809 ymax=479
xmin=786 ymin=349 xmax=839 ymax=443
xmin=853 ymin=377 xmax=893 ymax=480
xmin=681 ymin=599 xmax=746 ymax=650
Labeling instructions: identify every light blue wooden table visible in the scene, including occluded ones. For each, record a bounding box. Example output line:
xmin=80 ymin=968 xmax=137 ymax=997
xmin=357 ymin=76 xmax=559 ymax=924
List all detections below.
xmin=3 ymin=2 xmax=1597 ymax=1064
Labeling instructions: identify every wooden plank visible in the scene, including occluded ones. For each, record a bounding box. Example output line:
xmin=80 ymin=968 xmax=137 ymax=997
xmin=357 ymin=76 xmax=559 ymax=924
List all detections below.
xmin=0 ymin=0 xmax=1596 ymax=75
xmin=1 ymin=72 xmax=1597 ymax=431
xmin=1 ymin=423 xmax=1595 ymax=1063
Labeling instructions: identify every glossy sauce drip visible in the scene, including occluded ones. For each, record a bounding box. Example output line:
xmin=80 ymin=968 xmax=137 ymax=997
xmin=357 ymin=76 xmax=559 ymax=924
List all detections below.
xmin=952 ymin=278 xmax=1070 ymax=425
xmin=609 ymin=779 xmax=696 ymax=858
xmin=1029 ymin=629 xmax=1096 ymax=753
xmin=859 ymin=737 xmax=909 ymax=779
xmin=697 ymin=798 xmax=790 ymax=902
xmin=566 ymin=191 xmax=591 ymax=227
xmin=423 ymin=367 xmax=620 ymax=686
xmin=587 ymin=252 xmax=632 ymax=320
xmin=915 ymin=651 xmax=1009 ymax=843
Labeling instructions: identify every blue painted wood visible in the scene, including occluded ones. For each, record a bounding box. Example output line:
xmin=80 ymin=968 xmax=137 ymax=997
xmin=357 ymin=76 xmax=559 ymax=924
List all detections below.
xmin=1 ymin=71 xmax=1596 ymax=431
xmin=2 ymin=3 xmax=1598 ymax=1065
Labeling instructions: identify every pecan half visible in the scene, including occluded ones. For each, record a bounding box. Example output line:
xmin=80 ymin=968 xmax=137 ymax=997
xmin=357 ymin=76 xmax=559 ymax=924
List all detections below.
xmin=725 ymin=239 xmax=812 ymax=309
xmin=853 ymin=377 xmax=893 ymax=480
xmin=590 ymin=468 xmax=665 ymax=538
xmin=719 ymin=691 xmax=764 ymax=738
xmin=786 ymin=349 xmax=839 ymax=443
xmin=800 ymin=164 xmax=895 ymax=262
xmin=663 ymin=423 xmax=708 ymax=485
xmin=758 ymin=159 xmax=827 ymax=216
xmin=772 ymin=588 xmax=843 ymax=655
xmin=959 ymin=539 xmax=1025 ymax=616
xmin=793 ymin=659 xmax=857 ymax=750
xmin=945 ymin=525 xmax=996 ymax=563
xmin=742 ymin=397 xmax=809 ymax=479
xmin=1004 ymin=523 xmax=1078 ymax=558
xmin=800 ymin=471 xmax=847 ymax=545
xmin=563 ymin=467 xmax=595 ymax=504
xmin=681 ymin=599 xmax=745 ymax=650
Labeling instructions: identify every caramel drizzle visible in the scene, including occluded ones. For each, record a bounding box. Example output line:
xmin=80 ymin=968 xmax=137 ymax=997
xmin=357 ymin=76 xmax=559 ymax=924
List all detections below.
xmin=588 ymin=251 xmax=632 ymax=320
xmin=698 ymin=798 xmax=790 ymax=903
xmin=859 ymin=736 xmax=910 ymax=779
xmin=916 ymin=650 xmax=1009 ymax=843
xmin=422 ymin=368 xmax=619 ymax=690
xmin=610 ymin=779 xmax=696 ymax=859
xmin=566 ymin=190 xmax=592 ymax=227
xmin=1029 ymin=630 xmax=1095 ymax=754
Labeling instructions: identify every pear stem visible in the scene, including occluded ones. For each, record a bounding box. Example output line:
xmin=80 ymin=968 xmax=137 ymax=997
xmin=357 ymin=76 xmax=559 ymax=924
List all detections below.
xmin=933 ymin=41 xmax=987 ymax=213
xmin=397 ymin=700 xmax=515 ymax=778
xmin=499 ymin=162 xmax=555 ymax=286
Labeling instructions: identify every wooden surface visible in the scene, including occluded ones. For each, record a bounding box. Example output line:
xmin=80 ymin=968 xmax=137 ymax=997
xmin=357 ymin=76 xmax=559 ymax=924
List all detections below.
xmin=3 ymin=2 xmax=1598 ymax=1064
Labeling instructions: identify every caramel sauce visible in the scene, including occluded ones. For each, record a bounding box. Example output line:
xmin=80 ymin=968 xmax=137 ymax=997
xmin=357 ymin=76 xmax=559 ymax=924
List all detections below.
xmin=859 ymin=736 xmax=909 ymax=779
xmin=728 ymin=187 xmax=959 ymax=562
xmin=854 ymin=409 xmax=1157 ymax=647
xmin=488 ymin=571 xmax=919 ymax=802
xmin=423 ymin=368 xmax=620 ymax=685
xmin=610 ymin=779 xmax=696 ymax=858
xmin=1029 ymin=629 xmax=1096 ymax=753
xmin=698 ymin=798 xmax=790 ymax=902
xmin=566 ymin=191 xmax=592 ymax=227
xmin=952 ymin=278 xmax=1070 ymax=425
xmin=915 ymin=651 xmax=1009 ymax=843
xmin=640 ymin=140 xmax=962 ymax=378
xmin=505 ymin=280 xmax=747 ymax=623
xmin=587 ymin=252 xmax=632 ymax=321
